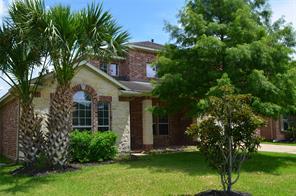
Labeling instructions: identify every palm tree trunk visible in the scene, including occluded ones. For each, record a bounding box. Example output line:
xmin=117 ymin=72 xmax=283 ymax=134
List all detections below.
xmin=46 ymin=84 xmax=73 ymax=167
xmin=18 ymin=103 xmax=43 ymax=165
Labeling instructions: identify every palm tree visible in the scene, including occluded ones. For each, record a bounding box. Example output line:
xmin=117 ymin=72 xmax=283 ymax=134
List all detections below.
xmin=0 ymin=23 xmax=46 ymax=165
xmin=11 ymin=0 xmax=129 ymax=167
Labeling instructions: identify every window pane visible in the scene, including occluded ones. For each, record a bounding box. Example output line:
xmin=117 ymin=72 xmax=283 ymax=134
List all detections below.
xmin=73 ymin=118 xmax=78 ymax=126
xmin=86 ymin=118 xmax=91 ymax=126
xmin=146 ymin=64 xmax=157 ymax=78
xmin=109 ymin=64 xmax=118 ymax=76
xmin=80 ymin=118 xmax=86 ymax=126
xmin=104 ymin=118 xmax=109 ymax=125
xmin=73 ymin=110 xmax=78 ymax=118
xmin=80 ymin=110 xmax=85 ymax=118
xmin=86 ymin=111 xmax=91 ymax=118
xmin=73 ymin=91 xmax=91 ymax=102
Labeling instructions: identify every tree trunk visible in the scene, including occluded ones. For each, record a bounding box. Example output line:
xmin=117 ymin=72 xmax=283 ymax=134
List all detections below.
xmin=46 ymin=84 xmax=72 ymax=167
xmin=227 ymin=136 xmax=233 ymax=193
xmin=18 ymin=103 xmax=43 ymax=165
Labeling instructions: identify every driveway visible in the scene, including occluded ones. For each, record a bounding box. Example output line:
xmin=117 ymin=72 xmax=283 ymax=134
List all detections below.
xmin=259 ymin=144 xmax=296 ymax=154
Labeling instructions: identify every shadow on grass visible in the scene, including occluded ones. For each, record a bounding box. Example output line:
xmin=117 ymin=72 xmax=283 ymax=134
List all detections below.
xmin=0 ymin=165 xmax=52 ymax=195
xmin=120 ymin=151 xmax=296 ymax=176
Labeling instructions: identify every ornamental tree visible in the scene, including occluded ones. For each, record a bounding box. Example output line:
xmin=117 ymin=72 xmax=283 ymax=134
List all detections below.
xmin=153 ymin=0 xmax=296 ymax=116
xmin=187 ymin=74 xmax=264 ymax=193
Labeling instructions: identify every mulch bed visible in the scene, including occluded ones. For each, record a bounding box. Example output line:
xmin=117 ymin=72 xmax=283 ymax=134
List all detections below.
xmin=195 ymin=190 xmax=252 ymax=196
xmin=10 ymin=160 xmax=118 ymax=177
xmin=11 ymin=165 xmax=80 ymax=177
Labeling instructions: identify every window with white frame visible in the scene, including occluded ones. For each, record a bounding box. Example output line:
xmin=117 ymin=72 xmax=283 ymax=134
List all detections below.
xmin=98 ymin=102 xmax=111 ymax=131
xmin=109 ymin=63 xmax=119 ymax=76
xmin=146 ymin=63 xmax=157 ymax=78
xmin=73 ymin=91 xmax=92 ymax=131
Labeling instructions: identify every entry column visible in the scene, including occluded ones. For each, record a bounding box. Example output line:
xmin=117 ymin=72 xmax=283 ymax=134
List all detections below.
xmin=142 ymin=99 xmax=153 ymax=150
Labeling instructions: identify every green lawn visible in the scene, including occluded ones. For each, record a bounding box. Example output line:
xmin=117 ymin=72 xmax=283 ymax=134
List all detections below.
xmin=0 ymin=152 xmax=295 ymax=196
xmin=262 ymin=141 xmax=296 ymax=146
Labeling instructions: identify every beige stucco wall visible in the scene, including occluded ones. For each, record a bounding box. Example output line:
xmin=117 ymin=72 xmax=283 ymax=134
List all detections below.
xmin=32 ymin=65 xmax=131 ymax=152
xmin=142 ymin=99 xmax=153 ymax=145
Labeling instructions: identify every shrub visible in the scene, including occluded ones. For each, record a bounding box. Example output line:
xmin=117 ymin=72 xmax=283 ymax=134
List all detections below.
xmin=89 ymin=131 xmax=117 ymax=161
xmin=69 ymin=130 xmax=92 ymax=163
xmin=69 ymin=130 xmax=117 ymax=163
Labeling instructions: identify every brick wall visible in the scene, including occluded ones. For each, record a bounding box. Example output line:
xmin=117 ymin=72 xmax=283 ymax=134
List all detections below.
xmin=259 ymin=118 xmax=287 ymax=140
xmin=0 ymin=99 xmax=19 ymax=160
xmin=89 ymin=48 xmax=157 ymax=82
xmin=126 ymin=49 xmax=157 ymax=81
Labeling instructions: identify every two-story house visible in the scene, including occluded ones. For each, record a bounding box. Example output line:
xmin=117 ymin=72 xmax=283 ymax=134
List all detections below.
xmin=0 ymin=40 xmax=291 ymax=161
xmin=0 ymin=41 xmax=194 ymax=161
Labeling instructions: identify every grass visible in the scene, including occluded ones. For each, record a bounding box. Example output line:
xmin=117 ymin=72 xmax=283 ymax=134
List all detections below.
xmin=262 ymin=141 xmax=296 ymax=146
xmin=0 ymin=151 xmax=295 ymax=196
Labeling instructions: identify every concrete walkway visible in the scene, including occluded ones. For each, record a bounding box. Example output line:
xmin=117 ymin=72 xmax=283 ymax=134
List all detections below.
xmin=259 ymin=144 xmax=296 ymax=154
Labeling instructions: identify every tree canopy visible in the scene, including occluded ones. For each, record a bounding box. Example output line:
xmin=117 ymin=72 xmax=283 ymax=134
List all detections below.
xmin=153 ymin=0 xmax=296 ymax=117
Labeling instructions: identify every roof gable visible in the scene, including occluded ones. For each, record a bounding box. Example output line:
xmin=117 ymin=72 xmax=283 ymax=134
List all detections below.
xmin=77 ymin=62 xmax=130 ymax=91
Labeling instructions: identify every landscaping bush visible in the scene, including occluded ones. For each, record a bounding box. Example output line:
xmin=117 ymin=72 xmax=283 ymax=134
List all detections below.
xmin=69 ymin=130 xmax=117 ymax=163
xmin=69 ymin=130 xmax=92 ymax=163
xmin=89 ymin=131 xmax=117 ymax=161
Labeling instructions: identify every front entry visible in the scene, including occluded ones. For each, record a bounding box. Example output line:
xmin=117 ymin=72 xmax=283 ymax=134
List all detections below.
xmin=130 ymin=98 xmax=143 ymax=150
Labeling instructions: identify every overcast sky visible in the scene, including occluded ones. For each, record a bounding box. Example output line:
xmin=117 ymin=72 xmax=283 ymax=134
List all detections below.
xmin=0 ymin=0 xmax=296 ymax=97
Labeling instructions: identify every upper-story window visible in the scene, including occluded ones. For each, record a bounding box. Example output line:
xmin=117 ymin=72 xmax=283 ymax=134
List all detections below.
xmin=109 ymin=63 xmax=119 ymax=76
xmin=100 ymin=63 xmax=119 ymax=76
xmin=73 ymin=91 xmax=92 ymax=131
xmin=146 ymin=63 xmax=157 ymax=78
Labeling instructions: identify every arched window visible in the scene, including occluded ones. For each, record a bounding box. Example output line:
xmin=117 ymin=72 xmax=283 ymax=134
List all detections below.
xmin=73 ymin=91 xmax=92 ymax=131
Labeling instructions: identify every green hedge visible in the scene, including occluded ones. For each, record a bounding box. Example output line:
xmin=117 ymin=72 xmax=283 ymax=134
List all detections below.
xmin=69 ymin=130 xmax=117 ymax=163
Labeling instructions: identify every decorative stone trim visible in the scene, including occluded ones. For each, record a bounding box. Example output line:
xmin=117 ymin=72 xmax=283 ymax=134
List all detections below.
xmin=72 ymin=84 xmax=98 ymax=131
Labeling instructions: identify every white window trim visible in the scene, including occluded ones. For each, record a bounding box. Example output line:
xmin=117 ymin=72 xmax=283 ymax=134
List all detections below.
xmin=109 ymin=63 xmax=119 ymax=77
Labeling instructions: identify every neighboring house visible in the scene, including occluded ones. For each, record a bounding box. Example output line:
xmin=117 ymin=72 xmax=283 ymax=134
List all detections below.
xmin=0 ymin=40 xmax=290 ymax=161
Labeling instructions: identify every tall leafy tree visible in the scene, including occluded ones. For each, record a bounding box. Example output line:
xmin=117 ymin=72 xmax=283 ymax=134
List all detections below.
xmin=11 ymin=0 xmax=129 ymax=167
xmin=0 ymin=23 xmax=46 ymax=165
xmin=154 ymin=0 xmax=296 ymax=116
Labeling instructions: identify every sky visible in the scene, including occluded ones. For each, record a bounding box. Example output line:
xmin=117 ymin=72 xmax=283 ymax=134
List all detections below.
xmin=0 ymin=0 xmax=296 ymax=96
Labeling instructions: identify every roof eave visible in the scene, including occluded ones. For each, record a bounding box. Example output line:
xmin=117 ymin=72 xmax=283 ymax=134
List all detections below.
xmin=127 ymin=44 xmax=161 ymax=53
